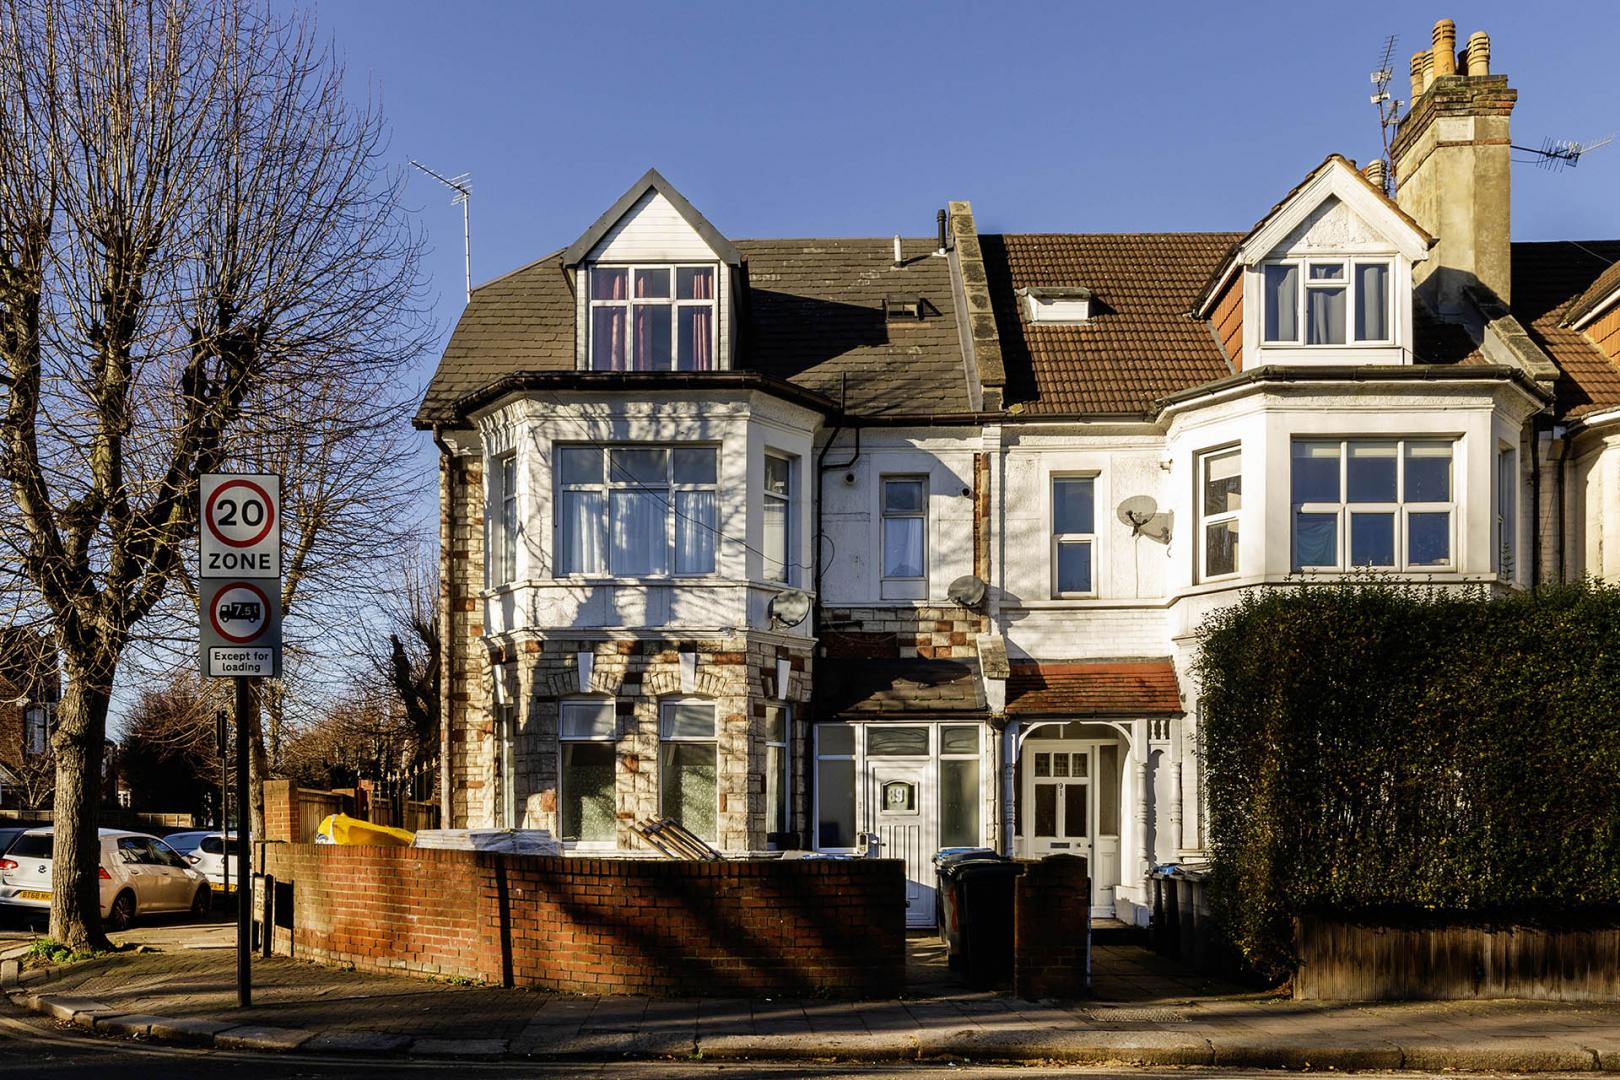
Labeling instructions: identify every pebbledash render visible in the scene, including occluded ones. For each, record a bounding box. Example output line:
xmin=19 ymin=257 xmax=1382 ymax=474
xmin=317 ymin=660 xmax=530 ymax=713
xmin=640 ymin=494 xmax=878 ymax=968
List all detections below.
xmin=417 ymin=19 xmax=1620 ymax=927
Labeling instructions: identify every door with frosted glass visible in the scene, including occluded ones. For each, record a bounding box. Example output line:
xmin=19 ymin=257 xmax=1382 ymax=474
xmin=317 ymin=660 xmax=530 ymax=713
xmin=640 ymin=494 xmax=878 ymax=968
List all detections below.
xmin=1026 ymin=747 xmax=1092 ymax=873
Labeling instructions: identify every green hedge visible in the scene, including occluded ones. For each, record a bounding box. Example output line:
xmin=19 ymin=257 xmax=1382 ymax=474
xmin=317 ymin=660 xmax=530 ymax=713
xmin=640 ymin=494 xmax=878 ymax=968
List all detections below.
xmin=1194 ymin=581 xmax=1620 ymax=980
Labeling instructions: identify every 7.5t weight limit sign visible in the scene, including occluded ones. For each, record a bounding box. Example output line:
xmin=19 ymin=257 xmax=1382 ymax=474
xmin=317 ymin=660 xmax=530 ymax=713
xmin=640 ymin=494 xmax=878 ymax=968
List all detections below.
xmin=199 ymin=474 xmax=282 ymax=678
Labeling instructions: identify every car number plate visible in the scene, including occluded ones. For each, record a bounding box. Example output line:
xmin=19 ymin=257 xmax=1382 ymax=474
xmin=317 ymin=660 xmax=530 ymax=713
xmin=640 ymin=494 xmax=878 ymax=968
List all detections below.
xmin=16 ymin=890 xmax=50 ymax=901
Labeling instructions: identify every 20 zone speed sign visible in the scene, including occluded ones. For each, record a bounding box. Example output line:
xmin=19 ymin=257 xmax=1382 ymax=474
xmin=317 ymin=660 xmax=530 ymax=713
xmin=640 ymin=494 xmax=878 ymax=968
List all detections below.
xmin=199 ymin=473 xmax=282 ymax=678
xmin=202 ymin=475 xmax=280 ymax=578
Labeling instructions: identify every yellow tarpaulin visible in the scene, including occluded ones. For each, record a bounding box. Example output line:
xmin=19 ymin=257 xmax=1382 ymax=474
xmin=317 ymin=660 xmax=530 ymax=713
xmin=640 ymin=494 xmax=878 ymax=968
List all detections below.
xmin=313 ymin=813 xmax=415 ymax=847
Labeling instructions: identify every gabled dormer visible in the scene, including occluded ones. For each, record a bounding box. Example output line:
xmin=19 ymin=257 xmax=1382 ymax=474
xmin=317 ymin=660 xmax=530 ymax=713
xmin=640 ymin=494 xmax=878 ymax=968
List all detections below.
xmin=563 ymin=168 xmax=741 ymax=373
xmin=1197 ymin=155 xmax=1432 ymax=370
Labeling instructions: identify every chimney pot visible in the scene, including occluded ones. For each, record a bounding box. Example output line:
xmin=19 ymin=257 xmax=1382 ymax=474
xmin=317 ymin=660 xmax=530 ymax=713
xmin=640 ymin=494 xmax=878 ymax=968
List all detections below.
xmin=1465 ymin=31 xmax=1490 ymax=76
xmin=1409 ymin=51 xmax=1427 ymax=100
xmin=1431 ymin=19 xmax=1457 ymax=77
xmin=1363 ymin=159 xmax=1387 ymax=190
xmin=1420 ymin=50 xmax=1435 ymax=91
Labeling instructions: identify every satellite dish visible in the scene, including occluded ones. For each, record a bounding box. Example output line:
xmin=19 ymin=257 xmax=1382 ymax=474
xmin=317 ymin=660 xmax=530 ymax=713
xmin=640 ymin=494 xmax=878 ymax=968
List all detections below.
xmin=947 ymin=574 xmax=988 ymax=609
xmin=1118 ymin=495 xmax=1172 ymax=544
xmin=768 ymin=589 xmax=811 ymax=629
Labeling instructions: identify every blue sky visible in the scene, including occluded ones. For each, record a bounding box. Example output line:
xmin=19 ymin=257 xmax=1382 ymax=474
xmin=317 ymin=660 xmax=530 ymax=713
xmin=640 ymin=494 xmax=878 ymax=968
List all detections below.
xmin=310 ymin=0 xmax=1620 ymax=393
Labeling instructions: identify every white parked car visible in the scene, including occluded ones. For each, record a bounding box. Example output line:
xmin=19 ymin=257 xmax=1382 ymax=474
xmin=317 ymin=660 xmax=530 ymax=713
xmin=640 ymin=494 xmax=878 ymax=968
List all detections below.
xmin=0 ymin=828 xmax=210 ymax=930
xmin=160 ymin=831 xmax=214 ymax=857
xmin=184 ymin=833 xmax=240 ymax=892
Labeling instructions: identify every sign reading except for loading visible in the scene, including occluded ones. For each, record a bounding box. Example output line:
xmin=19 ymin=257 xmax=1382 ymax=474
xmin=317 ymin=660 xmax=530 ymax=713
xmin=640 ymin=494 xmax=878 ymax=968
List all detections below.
xmin=198 ymin=474 xmax=282 ymax=678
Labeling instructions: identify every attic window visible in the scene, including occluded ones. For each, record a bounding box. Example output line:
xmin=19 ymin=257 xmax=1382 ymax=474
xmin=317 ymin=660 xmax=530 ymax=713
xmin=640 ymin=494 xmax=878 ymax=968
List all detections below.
xmin=1022 ymin=287 xmax=1093 ymax=324
xmin=590 ymin=264 xmax=716 ymax=371
xmin=884 ymin=294 xmax=927 ymax=321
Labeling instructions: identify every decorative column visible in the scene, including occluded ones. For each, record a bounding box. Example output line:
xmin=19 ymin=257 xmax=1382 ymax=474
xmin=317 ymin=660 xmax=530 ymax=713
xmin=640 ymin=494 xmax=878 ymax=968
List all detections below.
xmin=1133 ymin=719 xmax=1151 ymax=887
xmin=1168 ymin=722 xmax=1185 ymax=857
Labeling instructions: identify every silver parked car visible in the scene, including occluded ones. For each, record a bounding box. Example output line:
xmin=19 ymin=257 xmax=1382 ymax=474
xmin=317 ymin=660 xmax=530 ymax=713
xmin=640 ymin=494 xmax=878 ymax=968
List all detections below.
xmin=0 ymin=828 xmax=210 ymax=930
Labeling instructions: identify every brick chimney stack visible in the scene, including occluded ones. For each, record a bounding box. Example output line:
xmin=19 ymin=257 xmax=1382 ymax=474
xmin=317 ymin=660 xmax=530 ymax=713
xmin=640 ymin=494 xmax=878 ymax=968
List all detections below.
xmin=1391 ymin=20 xmax=1516 ymax=311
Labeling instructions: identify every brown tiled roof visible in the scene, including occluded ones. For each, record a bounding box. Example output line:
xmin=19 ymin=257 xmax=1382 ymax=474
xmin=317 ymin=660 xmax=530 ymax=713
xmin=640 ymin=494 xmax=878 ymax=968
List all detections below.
xmin=1510 ymin=240 xmax=1620 ymax=418
xmin=817 ymin=658 xmax=986 ymax=717
xmin=983 ymin=232 xmax=1242 ymax=416
xmin=1006 ymin=659 xmax=1182 ymax=717
xmin=415 ymin=238 xmax=969 ymax=426
xmin=1564 ymin=256 xmax=1620 ymax=328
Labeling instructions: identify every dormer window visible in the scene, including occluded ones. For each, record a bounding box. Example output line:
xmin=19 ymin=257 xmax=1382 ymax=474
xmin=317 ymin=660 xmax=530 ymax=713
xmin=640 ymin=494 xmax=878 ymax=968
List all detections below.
xmin=589 ymin=264 xmax=716 ymax=371
xmin=1262 ymin=259 xmax=1391 ymax=346
xmin=1022 ymin=286 xmax=1093 ymax=324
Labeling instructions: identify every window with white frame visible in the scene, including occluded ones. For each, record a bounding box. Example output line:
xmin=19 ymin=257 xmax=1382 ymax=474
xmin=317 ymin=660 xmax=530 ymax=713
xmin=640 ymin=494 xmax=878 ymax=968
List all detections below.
xmin=24 ymin=705 xmax=48 ymax=756
xmin=881 ymin=476 xmax=927 ymax=585
xmin=589 ymin=265 xmax=716 ymax=372
xmin=559 ymin=698 xmax=617 ymax=846
xmin=659 ymin=699 xmax=717 ymax=842
xmin=1051 ymin=476 xmax=1095 ymax=596
xmin=763 ymin=454 xmax=795 ymax=583
xmin=764 ymin=705 xmax=791 ymax=841
xmin=556 ymin=445 xmax=718 ymax=577
xmin=1497 ymin=445 xmax=1516 ymax=579
xmin=939 ymin=724 xmax=981 ymax=849
xmin=494 ymin=703 xmax=517 ymax=829
xmin=814 ymin=723 xmax=856 ymax=849
xmin=1262 ymin=258 xmax=1391 ymax=346
xmin=490 ymin=452 xmax=519 ymax=586
xmin=1199 ymin=448 xmax=1241 ymax=579
xmin=1291 ymin=438 xmax=1455 ymax=572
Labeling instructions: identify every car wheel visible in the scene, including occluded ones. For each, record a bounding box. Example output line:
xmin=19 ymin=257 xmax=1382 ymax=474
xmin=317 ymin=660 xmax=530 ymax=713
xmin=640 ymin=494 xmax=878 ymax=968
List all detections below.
xmin=106 ymin=891 xmax=136 ymax=932
xmin=190 ymin=886 xmax=211 ymax=917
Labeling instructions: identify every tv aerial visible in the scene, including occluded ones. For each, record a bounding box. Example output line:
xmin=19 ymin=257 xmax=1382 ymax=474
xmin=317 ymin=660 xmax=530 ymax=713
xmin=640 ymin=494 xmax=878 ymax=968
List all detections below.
xmin=1510 ymin=136 xmax=1613 ymax=172
xmin=410 ymin=159 xmax=473 ymax=302
xmin=1368 ymin=34 xmax=1402 ymax=195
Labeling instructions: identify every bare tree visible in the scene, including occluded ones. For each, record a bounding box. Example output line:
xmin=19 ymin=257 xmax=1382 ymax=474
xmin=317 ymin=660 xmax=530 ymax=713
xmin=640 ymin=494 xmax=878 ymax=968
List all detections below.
xmin=0 ymin=0 xmax=428 ymax=949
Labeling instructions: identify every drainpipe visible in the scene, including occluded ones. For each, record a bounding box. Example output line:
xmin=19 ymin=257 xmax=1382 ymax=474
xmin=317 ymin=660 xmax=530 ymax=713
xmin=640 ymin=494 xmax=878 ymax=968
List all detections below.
xmin=431 ymin=424 xmax=456 ymax=823
xmin=1555 ymin=424 xmax=1571 ymax=583
xmin=1529 ymin=418 xmax=1543 ymax=592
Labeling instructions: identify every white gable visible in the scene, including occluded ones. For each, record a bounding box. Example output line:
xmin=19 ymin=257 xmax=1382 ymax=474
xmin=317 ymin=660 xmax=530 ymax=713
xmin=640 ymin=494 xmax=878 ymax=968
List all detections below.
xmin=1272 ymin=197 xmax=1389 ymax=255
xmin=588 ymin=191 xmax=721 ymax=263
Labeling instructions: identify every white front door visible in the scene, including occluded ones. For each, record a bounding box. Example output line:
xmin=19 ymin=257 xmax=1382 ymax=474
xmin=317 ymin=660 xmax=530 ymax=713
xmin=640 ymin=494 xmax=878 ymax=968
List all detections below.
xmin=867 ymin=760 xmax=934 ymax=928
xmin=1026 ymin=746 xmax=1093 ymax=868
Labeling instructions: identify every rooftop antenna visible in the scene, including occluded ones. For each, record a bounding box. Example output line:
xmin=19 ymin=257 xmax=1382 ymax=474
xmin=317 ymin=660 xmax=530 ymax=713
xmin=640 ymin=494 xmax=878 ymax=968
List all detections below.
xmin=1510 ymin=135 xmax=1614 ymax=172
xmin=410 ymin=160 xmax=473 ymax=302
xmin=1369 ymin=34 xmax=1402 ymax=195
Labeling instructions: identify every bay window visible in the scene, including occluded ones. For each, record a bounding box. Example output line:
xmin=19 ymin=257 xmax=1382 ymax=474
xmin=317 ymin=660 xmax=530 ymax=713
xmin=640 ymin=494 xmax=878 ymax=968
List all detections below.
xmin=589 ymin=265 xmax=716 ymax=371
xmin=490 ymin=452 xmax=519 ymax=586
xmin=1199 ymin=448 xmax=1241 ymax=579
xmin=765 ymin=705 xmax=791 ymax=840
xmin=763 ymin=454 xmax=794 ymax=583
xmin=556 ymin=445 xmax=718 ymax=577
xmin=1262 ymin=258 xmax=1391 ymax=346
xmin=1051 ymin=476 xmax=1096 ymax=596
xmin=659 ymin=699 xmax=717 ymax=842
xmin=1497 ymin=446 xmax=1517 ymax=579
xmin=559 ymin=698 xmax=617 ymax=846
xmin=1291 ymin=438 xmax=1455 ymax=571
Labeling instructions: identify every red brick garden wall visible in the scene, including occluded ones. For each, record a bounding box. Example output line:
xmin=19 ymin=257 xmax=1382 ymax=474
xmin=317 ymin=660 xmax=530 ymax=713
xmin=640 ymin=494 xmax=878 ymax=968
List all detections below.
xmin=260 ymin=844 xmax=906 ymax=998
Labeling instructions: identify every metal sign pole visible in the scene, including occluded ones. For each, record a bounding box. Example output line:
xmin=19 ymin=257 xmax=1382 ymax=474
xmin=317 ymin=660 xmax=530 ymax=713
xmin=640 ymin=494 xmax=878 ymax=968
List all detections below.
xmin=217 ymin=710 xmax=229 ymax=898
xmin=235 ymin=676 xmax=252 ymax=1009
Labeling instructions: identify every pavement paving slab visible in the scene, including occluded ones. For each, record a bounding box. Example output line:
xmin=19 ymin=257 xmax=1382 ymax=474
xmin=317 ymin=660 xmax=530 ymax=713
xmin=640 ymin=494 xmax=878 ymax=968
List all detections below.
xmin=301 ymin=1030 xmax=413 ymax=1054
xmin=92 ymin=1013 xmax=172 ymax=1037
xmin=408 ymin=1037 xmax=510 ymax=1059
xmin=145 ymin=1016 xmax=238 ymax=1045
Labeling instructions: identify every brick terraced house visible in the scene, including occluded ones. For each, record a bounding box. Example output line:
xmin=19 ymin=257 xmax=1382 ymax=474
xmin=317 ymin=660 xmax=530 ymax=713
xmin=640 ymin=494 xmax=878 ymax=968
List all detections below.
xmin=417 ymin=20 xmax=1620 ymax=926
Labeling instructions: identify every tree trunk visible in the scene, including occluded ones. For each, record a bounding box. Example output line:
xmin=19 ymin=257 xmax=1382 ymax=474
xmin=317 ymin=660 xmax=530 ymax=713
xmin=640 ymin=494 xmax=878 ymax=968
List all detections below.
xmin=246 ymin=681 xmax=268 ymax=855
xmin=49 ymin=654 xmax=116 ymax=952
xmin=265 ymin=681 xmax=284 ymax=770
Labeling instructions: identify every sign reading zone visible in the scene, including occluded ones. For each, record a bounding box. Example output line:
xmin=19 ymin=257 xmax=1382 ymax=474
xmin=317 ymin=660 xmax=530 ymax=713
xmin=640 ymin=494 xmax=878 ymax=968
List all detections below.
xmin=198 ymin=473 xmax=282 ymax=678
xmin=201 ymin=475 xmax=280 ymax=578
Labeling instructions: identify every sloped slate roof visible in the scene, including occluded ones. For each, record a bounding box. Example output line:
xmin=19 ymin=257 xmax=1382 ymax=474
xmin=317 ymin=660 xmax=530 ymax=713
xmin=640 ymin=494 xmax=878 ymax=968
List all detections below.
xmin=415 ymin=238 xmax=969 ymax=426
xmin=817 ymin=658 xmax=986 ymax=717
xmin=983 ymin=232 xmax=1243 ymax=415
xmin=1005 ymin=659 xmax=1182 ymax=716
xmin=1511 ymin=240 xmax=1620 ymax=418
